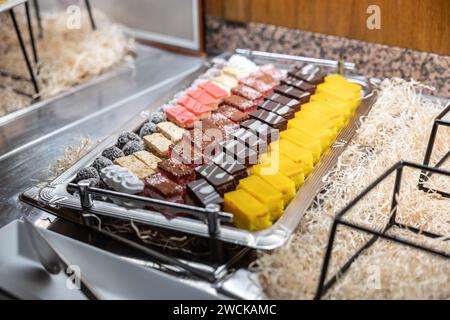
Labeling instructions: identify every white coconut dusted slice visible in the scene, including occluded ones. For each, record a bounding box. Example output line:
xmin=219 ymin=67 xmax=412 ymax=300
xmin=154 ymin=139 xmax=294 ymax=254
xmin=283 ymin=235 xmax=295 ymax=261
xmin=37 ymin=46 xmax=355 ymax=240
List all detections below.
xmin=101 ymin=165 xmax=144 ymax=194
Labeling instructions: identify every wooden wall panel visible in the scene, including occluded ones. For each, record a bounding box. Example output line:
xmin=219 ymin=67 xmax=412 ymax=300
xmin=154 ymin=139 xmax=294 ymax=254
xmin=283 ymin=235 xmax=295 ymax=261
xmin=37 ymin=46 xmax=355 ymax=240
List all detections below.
xmin=205 ymin=0 xmax=223 ymax=17
xmin=250 ymin=0 xmax=298 ymax=29
xmin=204 ymin=0 xmax=450 ymax=55
xmin=223 ymin=0 xmax=250 ymax=22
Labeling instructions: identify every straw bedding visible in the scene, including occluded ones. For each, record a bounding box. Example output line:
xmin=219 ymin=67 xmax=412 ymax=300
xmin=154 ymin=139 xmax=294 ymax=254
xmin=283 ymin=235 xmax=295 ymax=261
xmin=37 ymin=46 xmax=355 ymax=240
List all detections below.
xmin=256 ymin=78 xmax=450 ymax=299
xmin=0 ymin=10 xmax=134 ymax=116
xmin=53 ymin=78 xmax=449 ymax=299
xmin=52 ymin=137 xmax=94 ymax=178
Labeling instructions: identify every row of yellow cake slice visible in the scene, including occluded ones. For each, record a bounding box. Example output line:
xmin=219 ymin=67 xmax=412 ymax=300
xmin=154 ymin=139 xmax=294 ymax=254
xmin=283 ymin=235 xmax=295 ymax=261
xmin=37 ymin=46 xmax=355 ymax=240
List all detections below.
xmin=224 ymin=74 xmax=364 ymax=231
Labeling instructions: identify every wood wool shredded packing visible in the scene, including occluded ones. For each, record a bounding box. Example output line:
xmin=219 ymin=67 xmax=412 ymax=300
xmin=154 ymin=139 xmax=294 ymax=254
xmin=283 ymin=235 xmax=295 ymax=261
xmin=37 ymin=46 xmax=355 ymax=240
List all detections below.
xmin=0 ymin=10 xmax=134 ymax=116
xmin=256 ymin=78 xmax=450 ymax=299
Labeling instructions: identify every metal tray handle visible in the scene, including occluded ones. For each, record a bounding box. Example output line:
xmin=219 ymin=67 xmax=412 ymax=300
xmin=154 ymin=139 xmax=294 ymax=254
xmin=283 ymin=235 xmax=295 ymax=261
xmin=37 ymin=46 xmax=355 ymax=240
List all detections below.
xmin=68 ymin=182 xmax=233 ymax=237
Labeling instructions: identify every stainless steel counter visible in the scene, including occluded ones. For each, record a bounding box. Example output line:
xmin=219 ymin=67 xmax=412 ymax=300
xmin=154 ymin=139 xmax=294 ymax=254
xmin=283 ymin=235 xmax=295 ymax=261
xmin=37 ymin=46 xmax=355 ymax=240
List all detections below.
xmin=0 ymin=44 xmax=204 ymax=228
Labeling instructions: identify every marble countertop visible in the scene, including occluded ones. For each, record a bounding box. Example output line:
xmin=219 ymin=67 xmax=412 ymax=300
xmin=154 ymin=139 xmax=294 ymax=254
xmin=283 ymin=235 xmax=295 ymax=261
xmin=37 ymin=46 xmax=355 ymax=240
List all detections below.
xmin=205 ymin=17 xmax=449 ymax=98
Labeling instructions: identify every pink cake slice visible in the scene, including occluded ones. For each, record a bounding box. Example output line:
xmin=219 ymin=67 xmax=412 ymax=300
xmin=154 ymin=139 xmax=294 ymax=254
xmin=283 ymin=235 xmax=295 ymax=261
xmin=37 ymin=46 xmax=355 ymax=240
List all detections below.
xmin=187 ymin=88 xmax=219 ymax=110
xmin=178 ymin=96 xmax=211 ymax=119
xmin=199 ymin=81 xmax=229 ymax=100
xmin=165 ymin=105 xmax=198 ymax=129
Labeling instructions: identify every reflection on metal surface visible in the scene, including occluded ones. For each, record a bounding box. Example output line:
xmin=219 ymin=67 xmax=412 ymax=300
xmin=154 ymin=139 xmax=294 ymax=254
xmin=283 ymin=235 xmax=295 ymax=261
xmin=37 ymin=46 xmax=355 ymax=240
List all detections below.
xmin=0 ymin=44 xmax=203 ymax=228
xmin=39 ymin=0 xmax=202 ymax=51
xmin=91 ymin=0 xmax=200 ymax=49
xmin=217 ymin=269 xmax=265 ymax=300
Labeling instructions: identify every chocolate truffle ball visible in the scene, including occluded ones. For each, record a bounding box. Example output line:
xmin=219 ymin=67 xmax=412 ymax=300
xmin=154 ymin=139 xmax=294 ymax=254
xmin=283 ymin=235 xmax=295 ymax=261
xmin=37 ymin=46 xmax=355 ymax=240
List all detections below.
xmin=116 ymin=132 xmax=142 ymax=149
xmin=150 ymin=112 xmax=167 ymax=124
xmin=102 ymin=146 xmax=125 ymax=161
xmin=75 ymin=167 xmax=99 ymax=184
xmin=91 ymin=156 xmax=113 ymax=173
xmin=122 ymin=140 xmax=145 ymax=156
xmin=139 ymin=122 xmax=157 ymax=137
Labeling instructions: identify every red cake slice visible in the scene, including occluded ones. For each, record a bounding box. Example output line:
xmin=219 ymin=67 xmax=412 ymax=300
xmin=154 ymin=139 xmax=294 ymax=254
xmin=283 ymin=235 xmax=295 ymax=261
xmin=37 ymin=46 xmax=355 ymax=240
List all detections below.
xmin=143 ymin=173 xmax=185 ymax=217
xmin=157 ymin=158 xmax=196 ymax=185
xmin=218 ymin=105 xmax=249 ymax=123
xmin=221 ymin=95 xmax=257 ymax=113
xmin=171 ymin=140 xmax=204 ymax=167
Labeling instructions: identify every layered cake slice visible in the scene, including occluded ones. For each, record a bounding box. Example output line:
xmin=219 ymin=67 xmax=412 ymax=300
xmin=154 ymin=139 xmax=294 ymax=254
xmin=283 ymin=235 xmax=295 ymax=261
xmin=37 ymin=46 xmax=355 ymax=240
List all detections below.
xmin=224 ymin=189 xmax=272 ymax=231
xmin=238 ymin=175 xmax=284 ymax=221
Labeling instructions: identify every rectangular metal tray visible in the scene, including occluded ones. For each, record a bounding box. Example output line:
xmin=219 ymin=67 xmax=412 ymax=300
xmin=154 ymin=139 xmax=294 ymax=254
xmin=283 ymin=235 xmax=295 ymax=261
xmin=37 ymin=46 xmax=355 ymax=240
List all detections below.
xmin=21 ymin=52 xmax=377 ymax=250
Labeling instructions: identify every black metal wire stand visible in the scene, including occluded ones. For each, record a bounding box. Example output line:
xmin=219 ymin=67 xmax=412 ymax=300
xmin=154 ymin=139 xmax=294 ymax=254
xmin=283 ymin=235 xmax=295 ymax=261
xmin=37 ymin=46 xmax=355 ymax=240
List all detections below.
xmin=84 ymin=0 xmax=96 ymax=30
xmin=24 ymin=1 xmax=38 ymax=64
xmin=5 ymin=4 xmax=40 ymax=96
xmin=32 ymin=0 xmax=43 ymax=38
xmin=418 ymin=102 xmax=450 ymax=198
xmin=34 ymin=0 xmax=96 ymax=35
xmin=2 ymin=0 xmax=98 ymax=99
xmin=315 ymin=161 xmax=450 ymax=300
